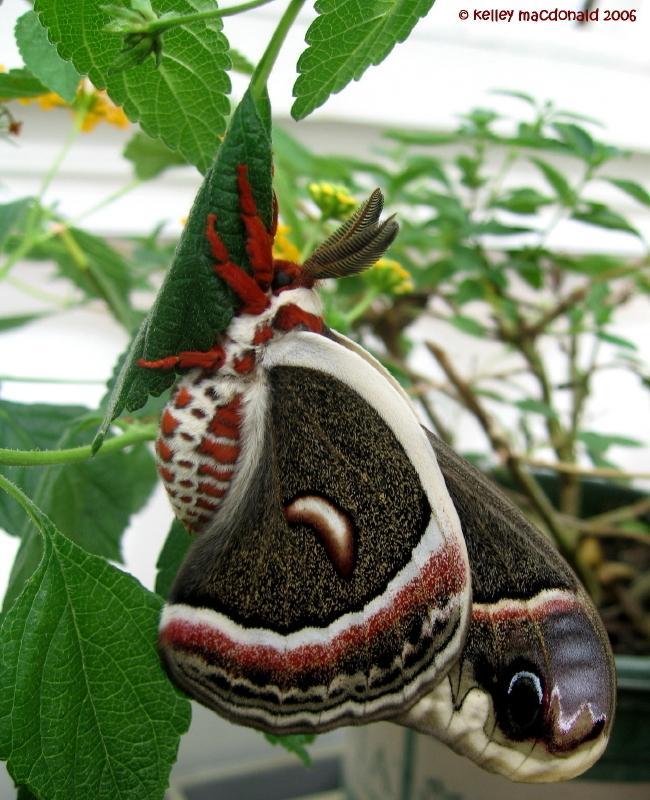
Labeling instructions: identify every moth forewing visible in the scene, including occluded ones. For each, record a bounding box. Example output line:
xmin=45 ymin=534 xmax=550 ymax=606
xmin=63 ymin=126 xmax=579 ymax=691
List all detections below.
xmin=159 ymin=332 xmax=472 ymax=734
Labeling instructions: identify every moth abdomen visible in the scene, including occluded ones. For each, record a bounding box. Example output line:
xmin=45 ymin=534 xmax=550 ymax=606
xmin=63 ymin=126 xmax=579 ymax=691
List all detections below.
xmin=155 ymin=376 xmax=244 ymax=533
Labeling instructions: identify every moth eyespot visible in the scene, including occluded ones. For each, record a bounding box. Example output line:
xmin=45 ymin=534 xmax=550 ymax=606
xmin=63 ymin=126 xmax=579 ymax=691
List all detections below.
xmin=503 ymin=667 xmax=544 ymax=738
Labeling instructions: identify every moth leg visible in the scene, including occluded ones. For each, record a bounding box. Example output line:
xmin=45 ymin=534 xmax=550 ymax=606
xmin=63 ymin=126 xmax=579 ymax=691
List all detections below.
xmin=273 ymin=303 xmax=323 ymax=334
xmin=205 ymin=212 xmax=270 ymax=316
xmin=138 ymin=344 xmax=226 ymax=371
xmin=236 ymin=164 xmax=274 ymax=291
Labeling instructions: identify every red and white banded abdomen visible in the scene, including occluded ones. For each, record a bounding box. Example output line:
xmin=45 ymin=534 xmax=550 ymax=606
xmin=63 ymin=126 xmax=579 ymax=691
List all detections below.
xmin=155 ymin=371 xmax=248 ymax=532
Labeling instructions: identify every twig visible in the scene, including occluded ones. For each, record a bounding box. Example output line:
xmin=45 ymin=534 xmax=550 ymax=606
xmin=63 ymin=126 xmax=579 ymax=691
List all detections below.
xmin=520 ymin=457 xmax=650 ymax=481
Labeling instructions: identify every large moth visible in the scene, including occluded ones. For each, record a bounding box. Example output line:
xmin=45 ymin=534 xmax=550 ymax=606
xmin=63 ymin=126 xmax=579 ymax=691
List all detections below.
xmin=143 ymin=168 xmax=615 ymax=782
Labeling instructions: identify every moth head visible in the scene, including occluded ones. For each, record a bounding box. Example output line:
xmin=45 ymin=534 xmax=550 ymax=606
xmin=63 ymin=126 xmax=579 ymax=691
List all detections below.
xmin=272 ymin=189 xmax=399 ymax=294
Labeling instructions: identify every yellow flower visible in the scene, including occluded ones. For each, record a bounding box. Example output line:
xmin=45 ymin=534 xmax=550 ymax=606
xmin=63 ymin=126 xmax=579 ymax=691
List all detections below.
xmin=273 ymin=225 xmax=301 ymax=262
xmin=18 ymin=91 xmax=67 ymax=110
xmin=366 ymin=258 xmax=414 ymax=295
xmin=81 ymin=91 xmax=129 ymax=132
xmin=308 ymin=182 xmax=357 ymax=220
xmin=16 ymin=80 xmax=129 ymax=132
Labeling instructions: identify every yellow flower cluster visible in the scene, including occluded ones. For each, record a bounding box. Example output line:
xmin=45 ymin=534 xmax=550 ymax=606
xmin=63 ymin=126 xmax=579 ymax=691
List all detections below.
xmin=308 ymin=182 xmax=357 ymax=220
xmin=272 ymin=224 xmax=301 ymax=262
xmin=18 ymin=81 xmax=129 ymax=132
xmin=366 ymin=258 xmax=414 ymax=295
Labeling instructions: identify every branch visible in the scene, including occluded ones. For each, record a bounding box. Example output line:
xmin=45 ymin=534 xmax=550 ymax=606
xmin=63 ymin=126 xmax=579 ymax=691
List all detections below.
xmin=521 ymin=457 xmax=650 ymax=481
xmin=425 ymin=340 xmax=601 ymax=598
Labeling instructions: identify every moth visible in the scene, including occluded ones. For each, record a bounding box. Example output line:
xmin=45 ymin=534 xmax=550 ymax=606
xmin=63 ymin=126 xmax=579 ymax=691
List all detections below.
xmin=142 ymin=167 xmax=615 ymax=783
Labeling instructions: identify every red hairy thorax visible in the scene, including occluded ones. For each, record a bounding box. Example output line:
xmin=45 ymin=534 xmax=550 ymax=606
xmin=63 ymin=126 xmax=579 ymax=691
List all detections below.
xmin=138 ymin=163 xmax=321 ymax=373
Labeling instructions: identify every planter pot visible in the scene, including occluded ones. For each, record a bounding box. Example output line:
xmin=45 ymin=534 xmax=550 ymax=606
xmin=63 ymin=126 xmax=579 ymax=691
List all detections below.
xmin=343 ymin=655 xmax=650 ymax=800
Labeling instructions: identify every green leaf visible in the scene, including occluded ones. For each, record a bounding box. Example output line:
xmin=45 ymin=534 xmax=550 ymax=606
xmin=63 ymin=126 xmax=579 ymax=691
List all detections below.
xmin=572 ymin=202 xmax=638 ymax=235
xmin=551 ymin=122 xmax=594 ymax=161
xmin=515 ymin=398 xmax=558 ymax=418
xmin=490 ymin=88 xmax=536 ymax=107
xmin=384 ymin=129 xmax=457 ymax=147
xmin=155 ymin=519 xmax=192 ymax=598
xmin=34 ymin=0 xmax=231 ymax=172
xmin=40 ymin=226 xmax=137 ymax=331
xmin=94 ymin=90 xmax=273 ymax=448
xmin=15 ymin=11 xmax=81 ymax=103
xmin=578 ymin=431 xmax=643 ymax=455
xmin=264 ymin=733 xmax=316 ymax=767
xmin=530 ymin=158 xmax=575 ymax=206
xmin=0 ymin=478 xmax=191 ymax=800
xmin=0 ymin=401 xmax=84 ymax=539
xmin=123 ymin=131 xmax=188 ymax=179
xmin=0 ymin=68 xmax=49 ymax=99
xmin=388 ymin=155 xmax=450 ymax=194
xmin=595 ymin=330 xmax=637 ymax=351
xmin=229 ymin=47 xmax=255 ymax=76
xmin=448 ymin=315 xmax=486 ymax=337
xmin=0 ymin=400 xmax=157 ymax=611
xmin=492 ymin=188 xmax=552 ymax=215
xmin=605 ymin=178 xmax=650 ymax=207
xmin=454 ymin=277 xmax=486 ymax=304
xmin=293 ymin=0 xmax=436 ymax=120
xmin=455 ymin=154 xmax=484 ymax=189
xmin=470 ymin=220 xmax=533 ymax=236
xmin=0 ymin=313 xmax=47 ymax=332
xmin=0 ymin=199 xmax=31 ymax=251
xmin=555 ymin=253 xmax=622 ymax=276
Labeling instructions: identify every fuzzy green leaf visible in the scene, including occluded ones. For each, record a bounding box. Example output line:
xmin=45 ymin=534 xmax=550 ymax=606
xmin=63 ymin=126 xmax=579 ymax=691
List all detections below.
xmin=578 ymin=431 xmax=643 ymax=454
xmin=293 ymin=0 xmax=436 ymax=120
xmin=155 ymin=518 xmax=192 ymax=598
xmin=123 ymin=131 xmax=188 ymax=179
xmin=0 ymin=69 xmax=49 ymax=99
xmin=33 ymin=0 xmax=231 ymax=172
xmin=94 ymin=89 xmax=273 ymax=448
xmin=15 ymin=11 xmax=81 ymax=103
xmin=0 ymin=479 xmax=191 ymax=800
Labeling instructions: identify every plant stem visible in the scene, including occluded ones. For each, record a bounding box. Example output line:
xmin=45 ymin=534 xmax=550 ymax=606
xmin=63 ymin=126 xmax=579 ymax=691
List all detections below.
xmin=250 ymin=0 xmax=307 ymax=102
xmin=345 ymin=287 xmax=380 ymax=325
xmin=521 ymin=457 xmax=650 ymax=480
xmin=0 ymin=424 xmax=157 ymax=467
xmin=71 ymin=179 xmax=142 ymax=226
xmin=146 ymin=0 xmax=278 ymax=33
xmin=0 ymin=375 xmax=106 ymax=385
xmin=0 ymin=473 xmax=39 ymax=523
xmin=0 ymin=98 xmax=90 ymax=281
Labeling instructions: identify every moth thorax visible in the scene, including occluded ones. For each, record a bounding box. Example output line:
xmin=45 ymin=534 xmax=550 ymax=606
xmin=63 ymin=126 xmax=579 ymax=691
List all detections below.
xmin=155 ymin=374 xmax=245 ymax=533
